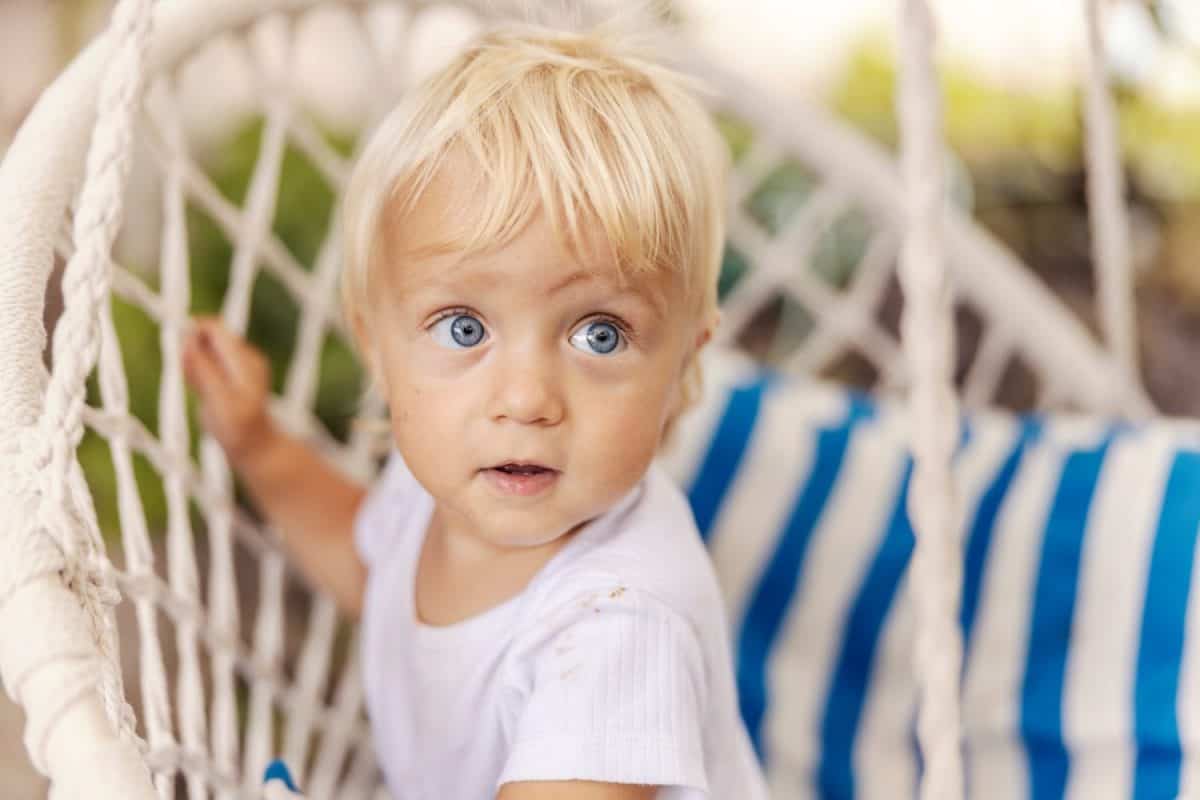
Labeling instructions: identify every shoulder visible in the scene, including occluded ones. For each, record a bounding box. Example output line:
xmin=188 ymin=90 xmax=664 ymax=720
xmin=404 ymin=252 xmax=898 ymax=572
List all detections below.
xmin=504 ymin=466 xmax=728 ymax=688
xmin=527 ymin=465 xmax=723 ymax=630
xmin=499 ymin=583 xmax=710 ymax=791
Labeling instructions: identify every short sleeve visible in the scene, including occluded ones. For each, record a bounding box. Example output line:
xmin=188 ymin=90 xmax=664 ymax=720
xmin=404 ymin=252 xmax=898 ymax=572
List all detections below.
xmin=353 ymin=449 xmax=426 ymax=565
xmin=499 ymin=588 xmax=709 ymax=792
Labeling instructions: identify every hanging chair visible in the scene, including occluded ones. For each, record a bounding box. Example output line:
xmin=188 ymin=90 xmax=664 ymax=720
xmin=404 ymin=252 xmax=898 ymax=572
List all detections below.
xmin=0 ymin=0 xmax=1150 ymax=798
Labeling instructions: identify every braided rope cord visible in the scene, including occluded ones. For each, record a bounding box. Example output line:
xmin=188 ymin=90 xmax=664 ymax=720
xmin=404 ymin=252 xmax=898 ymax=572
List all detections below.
xmin=3 ymin=2 xmax=388 ymax=795
xmin=896 ymin=2 xmax=965 ymax=798
xmin=1083 ymin=0 xmax=1139 ymax=396
xmin=25 ymin=0 xmax=155 ymax=768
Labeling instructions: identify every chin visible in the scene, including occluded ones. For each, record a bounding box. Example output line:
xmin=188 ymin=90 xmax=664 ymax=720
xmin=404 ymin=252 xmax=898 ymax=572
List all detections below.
xmin=483 ymin=515 xmax=578 ymax=550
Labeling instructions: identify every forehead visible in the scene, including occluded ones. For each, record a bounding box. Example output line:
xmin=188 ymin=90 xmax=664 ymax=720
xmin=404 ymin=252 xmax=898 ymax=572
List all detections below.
xmin=375 ymin=160 xmax=678 ymax=310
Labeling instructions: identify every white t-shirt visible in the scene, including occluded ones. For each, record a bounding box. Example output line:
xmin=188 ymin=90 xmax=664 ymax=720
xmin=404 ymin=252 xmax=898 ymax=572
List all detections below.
xmin=355 ymin=452 xmax=769 ymax=799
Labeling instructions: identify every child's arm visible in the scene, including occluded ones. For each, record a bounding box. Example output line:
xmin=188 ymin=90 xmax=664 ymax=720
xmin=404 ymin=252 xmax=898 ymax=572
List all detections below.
xmin=182 ymin=317 xmax=369 ymax=618
xmin=497 ymin=782 xmax=655 ymax=799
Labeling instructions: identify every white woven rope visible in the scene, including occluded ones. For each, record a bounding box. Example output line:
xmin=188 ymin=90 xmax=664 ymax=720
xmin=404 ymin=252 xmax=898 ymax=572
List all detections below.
xmin=45 ymin=8 xmax=383 ymax=793
xmin=715 ymin=184 xmax=851 ymax=344
xmin=137 ymin=106 xmax=351 ymax=339
xmin=149 ymin=79 xmax=216 ymax=800
xmin=107 ymin=564 xmax=373 ymax=746
xmin=0 ymin=1 xmax=158 ymax=796
xmin=726 ymin=204 xmax=907 ymax=382
xmin=961 ymin=325 xmax=1015 ymax=408
xmin=45 ymin=0 xmax=154 ymax=742
xmin=227 ymin=19 xmax=298 ymax=791
xmin=1083 ymin=0 xmax=1138 ymax=387
xmin=279 ymin=118 xmax=374 ymax=793
xmin=95 ymin=271 xmax=177 ymax=800
xmin=896 ymin=2 xmax=965 ymax=799
xmin=286 ymin=113 xmax=349 ymax=190
xmin=782 ymin=231 xmax=900 ymax=381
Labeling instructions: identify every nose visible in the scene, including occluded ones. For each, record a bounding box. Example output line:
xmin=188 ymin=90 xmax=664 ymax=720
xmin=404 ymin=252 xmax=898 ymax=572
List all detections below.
xmin=488 ymin=346 xmax=564 ymax=426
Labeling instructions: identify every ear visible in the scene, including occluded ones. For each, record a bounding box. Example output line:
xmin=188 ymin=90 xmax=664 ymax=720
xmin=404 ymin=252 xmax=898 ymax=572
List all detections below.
xmin=664 ymin=310 xmax=720 ymax=426
xmin=692 ymin=309 xmax=719 ymax=356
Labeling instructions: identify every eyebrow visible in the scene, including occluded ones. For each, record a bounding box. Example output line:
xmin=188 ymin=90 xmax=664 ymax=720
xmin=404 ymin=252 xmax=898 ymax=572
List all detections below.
xmin=547 ymin=269 xmax=593 ymax=296
xmin=553 ymin=268 xmax=670 ymax=319
xmin=402 ymin=262 xmax=670 ymax=318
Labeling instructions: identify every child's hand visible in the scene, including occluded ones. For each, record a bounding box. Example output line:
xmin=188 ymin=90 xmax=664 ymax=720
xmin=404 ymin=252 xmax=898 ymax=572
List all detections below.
xmin=182 ymin=317 xmax=274 ymax=465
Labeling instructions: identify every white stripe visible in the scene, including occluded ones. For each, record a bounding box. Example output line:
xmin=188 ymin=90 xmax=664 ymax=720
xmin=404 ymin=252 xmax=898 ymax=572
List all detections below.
xmin=854 ymin=572 xmax=919 ymax=800
xmin=961 ymin=436 xmax=1060 ymax=798
xmin=761 ymin=402 xmax=908 ymax=793
xmin=854 ymin=412 xmax=1019 ymax=800
xmin=1063 ymin=427 xmax=1172 ymax=800
xmin=707 ymin=381 xmax=849 ymax=627
xmin=957 ymin=412 xmax=1026 ymax=525
xmin=963 ymin=417 xmax=1111 ymax=800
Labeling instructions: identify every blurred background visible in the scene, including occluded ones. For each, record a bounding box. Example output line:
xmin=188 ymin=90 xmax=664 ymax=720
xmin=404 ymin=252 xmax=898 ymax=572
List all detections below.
xmin=2 ymin=0 xmax=1199 ymax=795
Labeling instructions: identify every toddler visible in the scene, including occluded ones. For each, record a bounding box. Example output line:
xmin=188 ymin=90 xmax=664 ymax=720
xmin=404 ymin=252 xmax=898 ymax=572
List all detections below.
xmin=184 ymin=21 xmax=769 ymax=800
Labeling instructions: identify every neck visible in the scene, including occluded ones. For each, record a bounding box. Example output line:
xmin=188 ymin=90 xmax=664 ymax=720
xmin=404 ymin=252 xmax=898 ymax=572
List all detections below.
xmin=415 ymin=509 xmax=585 ymax=626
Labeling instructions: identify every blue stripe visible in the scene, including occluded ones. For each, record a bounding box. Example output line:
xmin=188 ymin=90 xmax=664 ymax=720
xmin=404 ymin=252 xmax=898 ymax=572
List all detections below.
xmin=961 ymin=418 xmax=1045 ymax=649
xmin=687 ymin=377 xmax=768 ymax=540
xmin=1020 ymin=427 xmax=1120 ymax=800
xmin=817 ymin=455 xmax=915 ymax=800
xmin=957 ymin=416 xmax=1043 ymax=798
xmin=737 ymin=393 xmax=875 ymax=762
xmin=1133 ymin=450 xmax=1200 ymax=800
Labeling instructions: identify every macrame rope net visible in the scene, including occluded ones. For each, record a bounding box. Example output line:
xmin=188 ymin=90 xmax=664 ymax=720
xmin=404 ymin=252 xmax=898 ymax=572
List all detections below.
xmin=0 ymin=0 xmax=1141 ymax=798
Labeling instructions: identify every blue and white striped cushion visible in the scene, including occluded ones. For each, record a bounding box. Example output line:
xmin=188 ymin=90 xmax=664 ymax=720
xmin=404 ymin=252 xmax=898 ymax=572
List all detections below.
xmin=660 ymin=349 xmax=1200 ymax=800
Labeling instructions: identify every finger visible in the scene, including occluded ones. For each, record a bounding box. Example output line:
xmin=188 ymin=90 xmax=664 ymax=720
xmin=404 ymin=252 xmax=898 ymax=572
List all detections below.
xmin=224 ymin=329 xmax=273 ymax=390
xmin=239 ymin=340 xmax=272 ymax=387
xmin=185 ymin=315 xmax=224 ymax=352
xmin=182 ymin=336 xmax=233 ymax=402
xmin=193 ymin=321 xmax=250 ymax=387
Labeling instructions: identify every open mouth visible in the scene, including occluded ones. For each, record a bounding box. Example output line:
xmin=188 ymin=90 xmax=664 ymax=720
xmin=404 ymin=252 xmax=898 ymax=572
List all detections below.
xmin=483 ymin=462 xmax=559 ymax=496
xmin=492 ymin=463 xmax=552 ymax=475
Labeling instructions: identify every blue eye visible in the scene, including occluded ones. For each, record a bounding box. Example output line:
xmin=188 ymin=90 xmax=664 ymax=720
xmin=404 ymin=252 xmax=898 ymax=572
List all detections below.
xmin=569 ymin=320 xmax=623 ymax=355
xmin=431 ymin=313 xmax=487 ymax=349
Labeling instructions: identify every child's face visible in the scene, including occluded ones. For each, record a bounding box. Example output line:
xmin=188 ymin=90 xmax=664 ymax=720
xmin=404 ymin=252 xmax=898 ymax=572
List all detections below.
xmin=360 ymin=173 xmax=708 ymax=552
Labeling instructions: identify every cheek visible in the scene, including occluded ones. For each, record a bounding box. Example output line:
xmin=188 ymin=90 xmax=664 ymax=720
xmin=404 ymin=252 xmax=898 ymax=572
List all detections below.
xmin=388 ymin=379 xmax=456 ymax=459
xmin=572 ymin=378 xmax=670 ymax=476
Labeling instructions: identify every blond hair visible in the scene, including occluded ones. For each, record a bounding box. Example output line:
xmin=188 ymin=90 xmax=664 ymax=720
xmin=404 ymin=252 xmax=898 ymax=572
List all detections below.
xmin=341 ymin=21 xmax=728 ymax=414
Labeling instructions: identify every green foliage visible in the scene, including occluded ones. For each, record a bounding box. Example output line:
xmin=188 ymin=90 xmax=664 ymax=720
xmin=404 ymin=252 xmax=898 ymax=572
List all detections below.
xmin=1118 ymin=93 xmax=1200 ymax=201
xmin=714 ymin=112 xmax=755 ymax=163
xmin=829 ymin=36 xmax=1200 ymax=201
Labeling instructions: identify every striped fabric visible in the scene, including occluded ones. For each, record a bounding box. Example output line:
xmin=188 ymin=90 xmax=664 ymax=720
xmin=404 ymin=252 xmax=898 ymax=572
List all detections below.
xmin=658 ymin=350 xmax=1200 ymax=800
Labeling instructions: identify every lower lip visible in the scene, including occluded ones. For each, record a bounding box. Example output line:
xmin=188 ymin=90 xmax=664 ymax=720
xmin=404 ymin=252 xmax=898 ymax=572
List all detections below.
xmin=482 ymin=468 xmax=559 ymax=497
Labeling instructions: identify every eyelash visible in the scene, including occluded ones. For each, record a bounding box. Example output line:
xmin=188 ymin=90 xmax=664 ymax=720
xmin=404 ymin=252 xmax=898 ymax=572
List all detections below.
xmin=425 ymin=309 xmax=635 ymax=343
xmin=582 ymin=314 xmax=635 ymax=345
xmin=427 ymin=306 xmax=478 ymax=328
